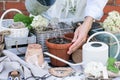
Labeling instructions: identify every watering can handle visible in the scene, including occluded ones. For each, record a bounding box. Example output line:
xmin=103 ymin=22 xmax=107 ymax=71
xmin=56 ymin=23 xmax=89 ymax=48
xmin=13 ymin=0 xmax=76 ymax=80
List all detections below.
xmin=87 ymin=31 xmax=120 ymax=58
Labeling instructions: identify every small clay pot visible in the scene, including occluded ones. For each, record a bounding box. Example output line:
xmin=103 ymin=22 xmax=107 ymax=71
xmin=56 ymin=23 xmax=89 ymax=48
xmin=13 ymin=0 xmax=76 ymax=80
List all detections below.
xmin=64 ymin=32 xmax=89 ymax=49
xmin=46 ymin=37 xmax=72 ymax=67
xmin=64 ymin=32 xmax=74 ymax=41
xmin=72 ymin=49 xmax=82 ymax=63
xmin=64 ymin=32 xmax=84 ymax=49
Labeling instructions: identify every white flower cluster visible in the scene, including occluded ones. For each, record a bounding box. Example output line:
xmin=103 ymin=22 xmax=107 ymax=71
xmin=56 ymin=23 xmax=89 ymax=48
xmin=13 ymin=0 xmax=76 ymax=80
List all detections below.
xmin=84 ymin=62 xmax=104 ymax=78
xmin=103 ymin=11 xmax=120 ymax=33
xmin=31 ymin=15 xmax=48 ymax=31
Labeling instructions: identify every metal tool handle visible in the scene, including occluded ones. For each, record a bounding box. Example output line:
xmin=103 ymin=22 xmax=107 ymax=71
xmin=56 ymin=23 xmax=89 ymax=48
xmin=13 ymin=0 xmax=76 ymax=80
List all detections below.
xmin=44 ymin=52 xmax=83 ymax=66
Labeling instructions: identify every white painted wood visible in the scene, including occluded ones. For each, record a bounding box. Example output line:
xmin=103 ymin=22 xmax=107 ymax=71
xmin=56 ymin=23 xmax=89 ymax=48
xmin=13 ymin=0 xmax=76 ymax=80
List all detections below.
xmin=4 ymin=33 xmax=36 ymax=53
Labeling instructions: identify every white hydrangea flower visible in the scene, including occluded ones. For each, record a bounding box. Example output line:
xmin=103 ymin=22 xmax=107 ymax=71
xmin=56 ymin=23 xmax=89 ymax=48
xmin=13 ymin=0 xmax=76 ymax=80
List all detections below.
xmin=31 ymin=15 xmax=48 ymax=30
xmin=108 ymin=11 xmax=119 ymax=17
xmin=84 ymin=62 xmax=104 ymax=78
xmin=103 ymin=11 xmax=120 ymax=33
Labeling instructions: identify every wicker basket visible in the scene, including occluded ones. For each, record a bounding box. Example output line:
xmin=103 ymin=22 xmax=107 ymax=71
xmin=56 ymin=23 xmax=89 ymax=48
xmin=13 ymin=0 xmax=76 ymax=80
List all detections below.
xmin=0 ymin=9 xmax=29 ymax=38
xmin=34 ymin=22 xmax=74 ymax=51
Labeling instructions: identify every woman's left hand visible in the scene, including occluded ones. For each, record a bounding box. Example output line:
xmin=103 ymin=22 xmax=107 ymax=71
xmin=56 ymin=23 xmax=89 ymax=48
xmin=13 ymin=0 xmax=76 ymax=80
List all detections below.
xmin=67 ymin=16 xmax=93 ymax=54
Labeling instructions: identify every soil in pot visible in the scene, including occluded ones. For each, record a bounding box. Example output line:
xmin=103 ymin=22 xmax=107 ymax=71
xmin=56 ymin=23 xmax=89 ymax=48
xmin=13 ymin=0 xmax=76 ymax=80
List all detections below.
xmin=48 ymin=37 xmax=71 ymax=44
xmin=46 ymin=37 xmax=72 ymax=67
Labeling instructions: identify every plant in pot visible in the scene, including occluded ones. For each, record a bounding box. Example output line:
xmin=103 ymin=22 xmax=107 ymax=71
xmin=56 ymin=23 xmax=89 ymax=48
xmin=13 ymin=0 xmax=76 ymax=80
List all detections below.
xmin=64 ymin=32 xmax=74 ymax=41
xmin=46 ymin=37 xmax=72 ymax=67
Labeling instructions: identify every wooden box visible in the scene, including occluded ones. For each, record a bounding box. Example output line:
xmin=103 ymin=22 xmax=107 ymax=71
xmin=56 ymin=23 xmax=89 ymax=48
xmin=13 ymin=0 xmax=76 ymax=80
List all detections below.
xmin=4 ymin=33 xmax=36 ymax=55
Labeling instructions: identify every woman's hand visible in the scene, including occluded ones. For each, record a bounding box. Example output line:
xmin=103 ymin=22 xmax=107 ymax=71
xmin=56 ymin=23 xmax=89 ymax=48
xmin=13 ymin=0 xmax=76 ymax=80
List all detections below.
xmin=67 ymin=16 xmax=93 ymax=55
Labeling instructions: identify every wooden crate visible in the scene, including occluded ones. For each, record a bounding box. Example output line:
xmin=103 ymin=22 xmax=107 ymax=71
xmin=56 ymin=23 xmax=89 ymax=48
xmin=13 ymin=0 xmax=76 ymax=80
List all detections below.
xmin=4 ymin=33 xmax=36 ymax=55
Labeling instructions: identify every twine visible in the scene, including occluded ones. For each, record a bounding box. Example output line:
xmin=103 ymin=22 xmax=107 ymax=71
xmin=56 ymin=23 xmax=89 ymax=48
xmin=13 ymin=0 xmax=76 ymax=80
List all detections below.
xmin=15 ymin=40 xmax=28 ymax=55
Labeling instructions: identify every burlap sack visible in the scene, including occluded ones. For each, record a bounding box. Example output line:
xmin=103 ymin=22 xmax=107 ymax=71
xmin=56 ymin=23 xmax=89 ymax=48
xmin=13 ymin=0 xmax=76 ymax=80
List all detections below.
xmin=0 ymin=30 xmax=10 ymax=56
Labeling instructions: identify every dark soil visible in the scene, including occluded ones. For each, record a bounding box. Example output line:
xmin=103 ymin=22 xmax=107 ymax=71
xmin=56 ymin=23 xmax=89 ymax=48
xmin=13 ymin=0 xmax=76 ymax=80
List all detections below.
xmin=72 ymin=21 xmax=101 ymax=31
xmin=48 ymin=37 xmax=71 ymax=44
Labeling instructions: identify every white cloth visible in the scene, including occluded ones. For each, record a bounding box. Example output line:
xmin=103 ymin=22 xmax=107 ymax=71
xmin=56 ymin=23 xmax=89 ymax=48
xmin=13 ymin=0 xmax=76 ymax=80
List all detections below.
xmin=0 ymin=50 xmax=119 ymax=80
xmin=85 ymin=0 xmax=108 ymax=20
xmin=0 ymin=50 xmax=86 ymax=80
xmin=45 ymin=0 xmax=108 ymax=24
xmin=0 ymin=50 xmax=49 ymax=80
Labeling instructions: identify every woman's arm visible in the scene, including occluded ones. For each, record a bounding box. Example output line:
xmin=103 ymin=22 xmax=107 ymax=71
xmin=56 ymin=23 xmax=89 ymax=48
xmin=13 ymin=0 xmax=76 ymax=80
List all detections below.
xmin=67 ymin=0 xmax=108 ymax=54
xmin=67 ymin=16 xmax=93 ymax=54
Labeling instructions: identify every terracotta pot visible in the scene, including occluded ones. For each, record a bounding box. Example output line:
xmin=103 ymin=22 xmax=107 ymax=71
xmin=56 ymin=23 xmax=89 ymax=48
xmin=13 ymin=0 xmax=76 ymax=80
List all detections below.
xmin=64 ymin=32 xmax=89 ymax=49
xmin=64 ymin=32 xmax=83 ymax=49
xmin=64 ymin=32 xmax=74 ymax=41
xmin=46 ymin=37 xmax=72 ymax=67
xmin=72 ymin=49 xmax=82 ymax=63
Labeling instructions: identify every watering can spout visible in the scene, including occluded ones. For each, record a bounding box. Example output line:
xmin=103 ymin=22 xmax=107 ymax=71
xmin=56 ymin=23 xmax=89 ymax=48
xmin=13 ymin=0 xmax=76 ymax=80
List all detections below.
xmin=44 ymin=52 xmax=83 ymax=72
xmin=44 ymin=52 xmax=83 ymax=66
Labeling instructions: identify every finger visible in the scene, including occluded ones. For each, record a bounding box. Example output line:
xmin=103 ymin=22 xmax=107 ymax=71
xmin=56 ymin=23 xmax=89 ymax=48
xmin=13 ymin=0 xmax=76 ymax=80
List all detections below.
xmin=70 ymin=41 xmax=81 ymax=52
xmin=67 ymin=43 xmax=80 ymax=55
xmin=68 ymin=39 xmax=83 ymax=54
xmin=69 ymin=37 xmax=86 ymax=54
xmin=72 ymin=28 xmax=79 ymax=42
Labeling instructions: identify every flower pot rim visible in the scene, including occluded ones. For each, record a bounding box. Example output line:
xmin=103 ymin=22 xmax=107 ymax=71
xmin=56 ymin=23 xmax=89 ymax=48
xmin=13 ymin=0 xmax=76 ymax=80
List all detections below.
xmin=46 ymin=37 xmax=72 ymax=49
xmin=64 ymin=32 xmax=74 ymax=41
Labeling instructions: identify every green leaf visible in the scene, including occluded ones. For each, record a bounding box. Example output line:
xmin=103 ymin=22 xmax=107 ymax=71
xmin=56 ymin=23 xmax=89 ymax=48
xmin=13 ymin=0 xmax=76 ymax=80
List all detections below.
xmin=107 ymin=65 xmax=119 ymax=73
xmin=13 ymin=13 xmax=33 ymax=30
xmin=107 ymin=57 xmax=116 ymax=66
xmin=27 ymin=25 xmax=33 ymax=30
xmin=107 ymin=57 xmax=119 ymax=73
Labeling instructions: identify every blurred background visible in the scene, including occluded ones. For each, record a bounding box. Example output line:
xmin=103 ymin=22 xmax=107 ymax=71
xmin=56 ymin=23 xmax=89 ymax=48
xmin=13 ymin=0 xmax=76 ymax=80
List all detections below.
xmin=0 ymin=0 xmax=120 ymax=22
